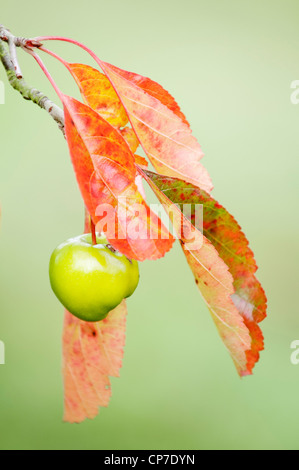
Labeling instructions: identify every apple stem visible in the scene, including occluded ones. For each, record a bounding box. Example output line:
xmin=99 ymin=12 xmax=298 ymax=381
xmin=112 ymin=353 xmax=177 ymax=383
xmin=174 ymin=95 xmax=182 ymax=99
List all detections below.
xmin=90 ymin=217 xmax=97 ymax=245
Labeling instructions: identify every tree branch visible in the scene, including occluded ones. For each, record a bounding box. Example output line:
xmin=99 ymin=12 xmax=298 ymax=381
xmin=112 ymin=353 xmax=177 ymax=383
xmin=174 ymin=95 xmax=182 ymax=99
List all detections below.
xmin=0 ymin=25 xmax=64 ymax=133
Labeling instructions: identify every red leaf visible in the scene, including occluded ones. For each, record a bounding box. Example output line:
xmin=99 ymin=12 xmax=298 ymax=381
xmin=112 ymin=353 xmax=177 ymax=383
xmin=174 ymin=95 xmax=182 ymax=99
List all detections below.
xmin=102 ymin=66 xmax=190 ymax=125
xmin=100 ymin=62 xmax=213 ymax=193
xmin=63 ymin=95 xmax=174 ymax=260
xmin=63 ymin=301 xmax=127 ymax=423
xmin=142 ymin=169 xmax=253 ymax=375
xmin=143 ymin=170 xmax=267 ymax=375
xmin=181 ymin=241 xmax=252 ymax=375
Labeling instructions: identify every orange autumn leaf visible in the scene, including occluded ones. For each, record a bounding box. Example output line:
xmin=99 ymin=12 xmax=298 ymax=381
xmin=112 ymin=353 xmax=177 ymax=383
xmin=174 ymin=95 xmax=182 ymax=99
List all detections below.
xmin=99 ymin=62 xmax=213 ymax=193
xmin=63 ymin=301 xmax=127 ymax=423
xmin=143 ymin=170 xmax=267 ymax=375
xmin=63 ymin=95 xmax=174 ymax=260
xmin=68 ymin=63 xmax=129 ymax=128
xmin=120 ymin=127 xmax=140 ymax=153
xmin=67 ymin=63 xmax=140 ymax=154
xmin=134 ymin=155 xmax=148 ymax=168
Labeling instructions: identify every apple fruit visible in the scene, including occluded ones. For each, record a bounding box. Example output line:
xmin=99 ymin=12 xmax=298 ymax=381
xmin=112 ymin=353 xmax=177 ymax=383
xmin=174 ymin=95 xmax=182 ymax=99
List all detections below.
xmin=49 ymin=233 xmax=139 ymax=322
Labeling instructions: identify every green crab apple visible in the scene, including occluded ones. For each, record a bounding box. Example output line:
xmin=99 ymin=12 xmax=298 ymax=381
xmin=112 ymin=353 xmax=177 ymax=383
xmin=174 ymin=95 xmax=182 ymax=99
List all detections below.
xmin=49 ymin=233 xmax=139 ymax=322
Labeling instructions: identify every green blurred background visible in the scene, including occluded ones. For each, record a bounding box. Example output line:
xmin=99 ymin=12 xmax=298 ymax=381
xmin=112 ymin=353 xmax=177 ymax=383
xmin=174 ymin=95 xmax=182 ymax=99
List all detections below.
xmin=0 ymin=0 xmax=298 ymax=450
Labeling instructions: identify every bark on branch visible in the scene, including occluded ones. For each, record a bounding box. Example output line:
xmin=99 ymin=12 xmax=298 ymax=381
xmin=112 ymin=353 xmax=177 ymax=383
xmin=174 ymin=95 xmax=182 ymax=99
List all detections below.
xmin=0 ymin=25 xmax=64 ymax=133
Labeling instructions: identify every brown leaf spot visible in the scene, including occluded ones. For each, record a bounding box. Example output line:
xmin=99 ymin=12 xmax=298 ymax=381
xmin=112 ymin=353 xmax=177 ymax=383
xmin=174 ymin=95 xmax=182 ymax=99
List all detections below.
xmin=81 ymin=323 xmax=97 ymax=337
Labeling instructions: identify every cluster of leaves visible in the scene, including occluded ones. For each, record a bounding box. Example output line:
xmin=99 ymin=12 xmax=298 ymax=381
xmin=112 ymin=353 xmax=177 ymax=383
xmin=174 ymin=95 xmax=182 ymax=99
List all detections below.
xmin=6 ymin=39 xmax=268 ymax=422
